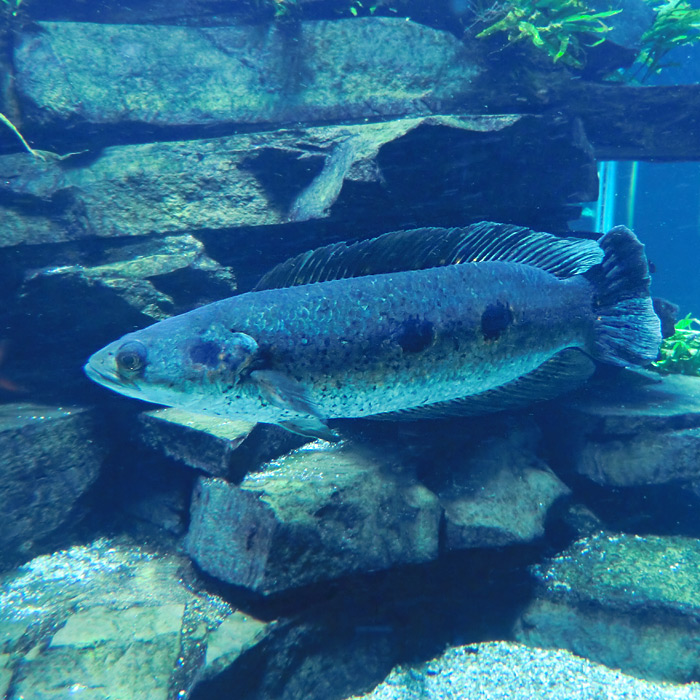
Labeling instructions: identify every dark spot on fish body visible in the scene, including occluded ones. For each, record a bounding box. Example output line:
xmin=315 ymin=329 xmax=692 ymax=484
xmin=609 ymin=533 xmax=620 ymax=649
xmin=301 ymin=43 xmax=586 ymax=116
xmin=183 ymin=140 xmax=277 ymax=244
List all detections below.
xmin=480 ymin=301 xmax=513 ymax=341
xmin=395 ymin=317 xmax=435 ymax=354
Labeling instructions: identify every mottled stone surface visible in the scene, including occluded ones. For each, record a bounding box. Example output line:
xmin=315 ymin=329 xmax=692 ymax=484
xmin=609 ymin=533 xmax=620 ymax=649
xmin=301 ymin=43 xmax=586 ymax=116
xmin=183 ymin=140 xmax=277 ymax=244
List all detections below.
xmin=25 ymin=0 xmax=325 ymax=24
xmin=440 ymin=433 xmax=570 ymax=549
xmin=19 ymin=234 xmax=235 ymax=319
xmin=348 ymin=641 xmax=700 ymax=700
xmin=552 ymin=373 xmax=700 ymax=487
xmin=516 ymin=532 xmax=700 ymax=682
xmin=0 ymin=538 xmax=269 ymax=699
xmin=0 ymin=114 xmax=590 ymax=248
xmin=0 ymin=403 xmax=103 ymax=559
xmin=15 ymin=19 xmax=479 ymax=132
xmin=567 ymin=373 xmax=700 ymax=436
xmin=185 ymin=442 xmax=441 ymax=594
xmin=2 ymin=234 xmax=236 ymax=400
xmin=139 ymin=408 xmax=304 ymax=481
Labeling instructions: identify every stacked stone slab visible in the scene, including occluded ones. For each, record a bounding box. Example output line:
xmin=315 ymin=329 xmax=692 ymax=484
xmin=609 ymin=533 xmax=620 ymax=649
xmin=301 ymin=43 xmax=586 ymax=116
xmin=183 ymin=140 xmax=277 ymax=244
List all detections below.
xmin=516 ymin=532 xmax=700 ymax=683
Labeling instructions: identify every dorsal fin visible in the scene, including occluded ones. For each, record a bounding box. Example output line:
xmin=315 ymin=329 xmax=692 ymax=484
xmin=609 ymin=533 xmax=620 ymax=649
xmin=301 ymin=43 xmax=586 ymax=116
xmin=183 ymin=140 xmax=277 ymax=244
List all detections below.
xmin=254 ymin=222 xmax=603 ymax=291
xmin=366 ymin=348 xmax=595 ymax=420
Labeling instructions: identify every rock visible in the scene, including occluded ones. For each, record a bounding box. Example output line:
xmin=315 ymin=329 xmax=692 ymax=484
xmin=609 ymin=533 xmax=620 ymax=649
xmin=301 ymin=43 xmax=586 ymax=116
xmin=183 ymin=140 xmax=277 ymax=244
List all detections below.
xmin=185 ymin=442 xmax=441 ymax=595
xmin=547 ymin=373 xmax=700 ymax=487
xmin=3 ymin=234 xmax=236 ymax=400
xmin=516 ymin=532 xmax=700 ymax=682
xmin=0 ymin=537 xmax=270 ymax=699
xmin=439 ymin=431 xmax=570 ymax=549
xmin=25 ymin=0 xmax=324 ymax=24
xmin=19 ymin=233 xmax=234 ymax=321
xmin=15 ymin=19 xmax=479 ymax=136
xmin=0 ymin=403 xmax=103 ymax=561
xmin=0 ymin=113 xmax=595 ymax=249
xmin=557 ymin=82 xmax=700 ymax=161
xmin=347 ymin=641 xmax=700 ymax=700
xmin=139 ymin=407 xmax=306 ymax=481
xmin=113 ymin=447 xmax=197 ymax=537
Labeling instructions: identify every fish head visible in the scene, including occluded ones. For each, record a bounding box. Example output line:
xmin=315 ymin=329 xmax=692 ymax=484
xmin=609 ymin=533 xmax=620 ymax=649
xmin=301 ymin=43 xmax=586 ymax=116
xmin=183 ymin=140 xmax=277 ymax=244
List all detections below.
xmin=84 ymin=319 xmax=259 ymax=412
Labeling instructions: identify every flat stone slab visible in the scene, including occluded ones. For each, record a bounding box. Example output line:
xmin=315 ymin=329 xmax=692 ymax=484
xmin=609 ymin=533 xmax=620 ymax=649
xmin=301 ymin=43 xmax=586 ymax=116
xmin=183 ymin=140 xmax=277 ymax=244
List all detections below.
xmin=4 ymin=234 xmax=238 ymax=399
xmin=568 ymin=373 xmax=700 ymax=435
xmin=532 ymin=532 xmax=700 ymax=614
xmin=0 ymin=117 xmax=454 ymax=245
xmin=0 ymin=112 xmax=592 ymax=248
xmin=0 ymin=537 xmax=269 ymax=699
xmin=0 ymin=403 xmax=103 ymax=558
xmin=15 ymin=19 xmax=479 ymax=133
xmin=516 ymin=532 xmax=700 ymax=682
xmin=349 ymin=641 xmax=700 ymax=700
xmin=18 ymin=234 xmax=236 ymax=319
xmin=139 ymin=407 xmax=303 ymax=480
xmin=139 ymin=408 xmax=257 ymax=478
xmin=185 ymin=442 xmax=441 ymax=594
xmin=552 ymin=373 xmax=700 ymax=487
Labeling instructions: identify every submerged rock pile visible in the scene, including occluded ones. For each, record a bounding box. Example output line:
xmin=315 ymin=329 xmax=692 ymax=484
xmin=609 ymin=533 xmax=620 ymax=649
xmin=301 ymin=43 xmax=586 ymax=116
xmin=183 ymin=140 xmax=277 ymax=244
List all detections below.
xmin=0 ymin=538 xmax=270 ymax=700
xmin=1 ymin=1 xmax=699 ymax=699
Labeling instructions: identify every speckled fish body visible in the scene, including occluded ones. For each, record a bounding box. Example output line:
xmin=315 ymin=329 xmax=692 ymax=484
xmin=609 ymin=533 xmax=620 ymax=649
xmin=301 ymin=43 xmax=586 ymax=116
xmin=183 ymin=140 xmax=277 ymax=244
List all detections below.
xmin=85 ymin=223 xmax=661 ymax=440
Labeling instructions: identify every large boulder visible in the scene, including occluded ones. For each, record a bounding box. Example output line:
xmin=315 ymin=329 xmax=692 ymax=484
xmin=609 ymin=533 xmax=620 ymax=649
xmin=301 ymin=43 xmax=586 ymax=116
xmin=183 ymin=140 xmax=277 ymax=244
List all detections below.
xmin=516 ymin=531 xmax=700 ymax=682
xmin=138 ymin=407 xmax=305 ymax=480
xmin=185 ymin=442 xmax=441 ymax=594
xmin=0 ymin=537 xmax=270 ymax=700
xmin=438 ymin=427 xmax=570 ymax=549
xmin=0 ymin=403 xmax=103 ymax=562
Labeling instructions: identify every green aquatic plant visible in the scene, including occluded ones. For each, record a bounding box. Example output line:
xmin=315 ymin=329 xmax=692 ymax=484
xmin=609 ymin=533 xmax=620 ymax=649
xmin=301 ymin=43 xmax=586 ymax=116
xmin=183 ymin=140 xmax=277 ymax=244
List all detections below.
xmin=260 ymin=0 xmax=297 ymax=19
xmin=474 ymin=0 xmax=620 ymax=68
xmin=349 ymin=1 xmax=379 ymax=16
xmin=629 ymin=0 xmax=700 ymax=81
xmin=0 ymin=0 xmax=23 ymax=17
xmin=651 ymin=314 xmax=700 ymax=376
xmin=474 ymin=0 xmax=700 ymax=78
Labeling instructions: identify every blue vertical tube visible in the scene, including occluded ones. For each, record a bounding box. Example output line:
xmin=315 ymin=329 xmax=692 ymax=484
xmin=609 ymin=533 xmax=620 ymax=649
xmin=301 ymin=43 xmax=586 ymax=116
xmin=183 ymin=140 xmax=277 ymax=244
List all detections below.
xmin=596 ymin=161 xmax=618 ymax=234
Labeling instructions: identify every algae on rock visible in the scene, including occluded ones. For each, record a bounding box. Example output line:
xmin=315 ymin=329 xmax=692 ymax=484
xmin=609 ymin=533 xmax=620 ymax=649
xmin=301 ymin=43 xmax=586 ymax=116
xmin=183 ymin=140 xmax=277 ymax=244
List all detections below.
xmin=517 ymin=532 xmax=700 ymax=682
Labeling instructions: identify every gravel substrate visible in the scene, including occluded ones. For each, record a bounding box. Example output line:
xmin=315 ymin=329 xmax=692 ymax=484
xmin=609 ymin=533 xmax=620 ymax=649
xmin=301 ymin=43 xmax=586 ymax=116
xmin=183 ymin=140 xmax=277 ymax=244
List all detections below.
xmin=349 ymin=642 xmax=700 ymax=700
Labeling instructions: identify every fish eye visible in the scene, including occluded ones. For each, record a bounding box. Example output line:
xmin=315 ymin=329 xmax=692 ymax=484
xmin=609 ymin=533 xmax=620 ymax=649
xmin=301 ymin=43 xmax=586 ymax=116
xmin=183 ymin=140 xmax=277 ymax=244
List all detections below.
xmin=115 ymin=341 xmax=148 ymax=376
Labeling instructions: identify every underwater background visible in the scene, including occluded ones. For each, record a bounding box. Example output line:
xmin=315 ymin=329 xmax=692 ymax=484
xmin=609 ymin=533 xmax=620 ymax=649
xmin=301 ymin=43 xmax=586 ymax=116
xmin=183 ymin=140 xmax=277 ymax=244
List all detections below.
xmin=1 ymin=1 xmax=700 ymax=699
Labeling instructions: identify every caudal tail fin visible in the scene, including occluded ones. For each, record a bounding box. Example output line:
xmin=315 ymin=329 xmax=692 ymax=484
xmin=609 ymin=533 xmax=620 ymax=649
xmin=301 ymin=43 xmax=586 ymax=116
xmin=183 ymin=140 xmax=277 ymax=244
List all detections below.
xmin=587 ymin=226 xmax=661 ymax=367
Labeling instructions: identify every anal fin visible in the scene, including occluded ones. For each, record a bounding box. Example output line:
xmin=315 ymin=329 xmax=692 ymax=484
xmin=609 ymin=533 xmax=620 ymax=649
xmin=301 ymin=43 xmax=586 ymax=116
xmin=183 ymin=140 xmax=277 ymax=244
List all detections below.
xmin=278 ymin=417 xmax=341 ymax=442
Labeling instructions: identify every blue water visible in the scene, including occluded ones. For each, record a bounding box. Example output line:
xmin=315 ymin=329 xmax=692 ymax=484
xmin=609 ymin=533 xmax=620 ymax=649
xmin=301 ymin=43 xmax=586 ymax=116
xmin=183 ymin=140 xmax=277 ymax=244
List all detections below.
xmin=1 ymin=2 xmax=700 ymax=699
xmin=620 ymin=42 xmax=700 ymax=314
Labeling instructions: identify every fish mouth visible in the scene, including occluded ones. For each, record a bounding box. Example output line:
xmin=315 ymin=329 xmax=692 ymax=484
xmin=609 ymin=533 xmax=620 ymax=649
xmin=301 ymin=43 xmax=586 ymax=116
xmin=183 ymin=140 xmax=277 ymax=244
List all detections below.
xmin=84 ymin=360 xmax=142 ymax=394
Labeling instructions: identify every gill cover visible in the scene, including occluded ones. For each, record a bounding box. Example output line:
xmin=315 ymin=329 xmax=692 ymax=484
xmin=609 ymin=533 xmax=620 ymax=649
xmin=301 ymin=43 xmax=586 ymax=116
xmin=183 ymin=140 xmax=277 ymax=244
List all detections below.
xmin=186 ymin=329 xmax=259 ymax=384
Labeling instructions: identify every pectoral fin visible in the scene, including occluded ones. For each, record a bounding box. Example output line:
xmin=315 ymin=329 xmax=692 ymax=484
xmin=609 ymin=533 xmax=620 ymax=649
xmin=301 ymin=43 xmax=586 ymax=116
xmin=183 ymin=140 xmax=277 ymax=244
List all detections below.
xmin=250 ymin=370 xmax=338 ymax=441
xmin=251 ymin=369 xmax=321 ymax=416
